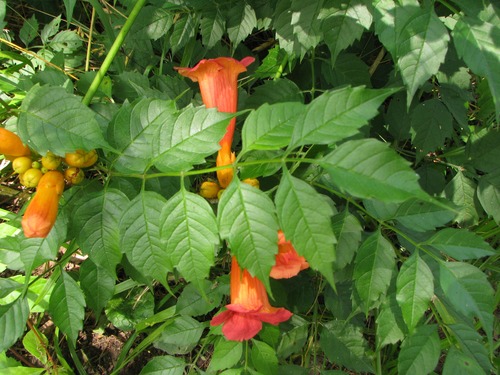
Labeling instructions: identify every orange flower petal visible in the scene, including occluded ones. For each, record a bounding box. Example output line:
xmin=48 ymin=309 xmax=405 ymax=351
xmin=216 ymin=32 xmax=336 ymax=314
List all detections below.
xmin=270 ymin=230 xmax=309 ymax=279
xmin=22 ymin=171 xmax=65 ymax=238
xmin=211 ymin=257 xmax=292 ymax=341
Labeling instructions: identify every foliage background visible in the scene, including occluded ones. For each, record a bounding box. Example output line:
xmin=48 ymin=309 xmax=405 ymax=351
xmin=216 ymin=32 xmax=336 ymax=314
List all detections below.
xmin=0 ymin=0 xmax=498 ymax=374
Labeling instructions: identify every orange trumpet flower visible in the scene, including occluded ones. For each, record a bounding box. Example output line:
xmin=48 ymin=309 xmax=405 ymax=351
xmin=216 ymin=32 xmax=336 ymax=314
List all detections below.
xmin=22 ymin=171 xmax=65 ymax=238
xmin=175 ymin=57 xmax=254 ymax=187
xmin=270 ymin=230 xmax=309 ymax=279
xmin=0 ymin=128 xmax=31 ymax=157
xmin=210 ymin=257 xmax=292 ymax=341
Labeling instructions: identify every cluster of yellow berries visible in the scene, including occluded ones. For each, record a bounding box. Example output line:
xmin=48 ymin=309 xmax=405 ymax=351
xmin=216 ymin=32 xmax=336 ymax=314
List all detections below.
xmin=1 ymin=127 xmax=98 ymax=238
xmin=199 ymin=177 xmax=260 ymax=200
xmin=1 ymin=128 xmax=98 ymax=189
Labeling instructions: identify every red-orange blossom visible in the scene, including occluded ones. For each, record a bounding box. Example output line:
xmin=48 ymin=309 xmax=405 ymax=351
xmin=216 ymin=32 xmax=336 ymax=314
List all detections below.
xmin=22 ymin=171 xmax=65 ymax=238
xmin=210 ymin=257 xmax=292 ymax=341
xmin=175 ymin=57 xmax=254 ymax=188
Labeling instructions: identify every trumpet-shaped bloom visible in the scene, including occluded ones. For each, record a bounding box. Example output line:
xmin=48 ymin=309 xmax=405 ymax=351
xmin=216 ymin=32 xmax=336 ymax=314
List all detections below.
xmin=0 ymin=128 xmax=31 ymax=157
xmin=211 ymin=257 xmax=292 ymax=341
xmin=175 ymin=57 xmax=254 ymax=187
xmin=22 ymin=171 xmax=65 ymax=238
xmin=270 ymin=230 xmax=309 ymax=279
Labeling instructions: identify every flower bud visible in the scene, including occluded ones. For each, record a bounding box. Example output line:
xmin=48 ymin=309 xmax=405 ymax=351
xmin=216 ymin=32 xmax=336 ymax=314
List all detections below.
xmin=22 ymin=171 xmax=65 ymax=238
xmin=41 ymin=151 xmax=62 ymax=170
xmin=0 ymin=128 xmax=30 ymax=157
xmin=20 ymin=168 xmax=43 ymax=188
xmin=64 ymin=149 xmax=98 ymax=168
xmin=64 ymin=167 xmax=84 ymax=185
xmin=12 ymin=156 xmax=32 ymax=174
xmin=199 ymin=181 xmax=221 ymax=199
xmin=242 ymin=178 xmax=260 ymax=189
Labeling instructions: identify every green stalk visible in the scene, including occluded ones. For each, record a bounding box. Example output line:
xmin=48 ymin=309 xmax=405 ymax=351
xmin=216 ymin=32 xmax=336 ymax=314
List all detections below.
xmin=82 ymin=0 xmax=147 ymax=106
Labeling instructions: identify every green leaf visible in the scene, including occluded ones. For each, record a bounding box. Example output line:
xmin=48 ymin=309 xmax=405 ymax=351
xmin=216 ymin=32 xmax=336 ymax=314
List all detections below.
xmin=385 ymin=92 xmax=411 ymax=141
xmin=207 ymin=339 xmax=242 ymax=373
xmin=176 ymin=280 xmax=223 ymax=317
xmin=397 ymin=324 xmax=440 ymax=375
xmin=477 ymin=170 xmax=500 ymax=224
xmin=17 ymin=85 xmax=108 ymax=155
xmin=376 ymin=292 xmax=406 ymax=349
xmin=321 ymin=138 xmax=428 ymax=202
xmin=242 ymin=102 xmax=305 ymax=152
xmin=20 ymin=214 xmax=67 ymax=274
xmin=154 ymin=316 xmax=204 ymax=355
xmin=108 ymin=99 xmax=175 ymax=173
xmin=425 ymin=228 xmax=495 ymax=260
xmin=353 ymin=230 xmax=395 ymax=313
xmin=218 ymin=180 xmax=278 ymax=289
xmin=0 ymin=278 xmax=23 ymax=299
xmin=440 ymin=83 xmax=472 ymax=129
xmin=275 ymin=169 xmax=336 ymax=285
xmin=40 ymin=15 xmax=61 ymax=44
xmin=79 ymin=259 xmax=115 ymax=316
xmin=452 ymin=8 xmax=500 ymax=119
xmin=169 ymin=13 xmax=199 ymax=54
xmin=63 ymin=0 xmax=76 ymax=24
xmin=320 ymin=320 xmax=374 ymax=373
xmin=289 ymin=0 xmax=323 ymax=56
xmin=49 ymin=30 xmax=82 ymax=54
xmin=73 ymin=189 xmax=129 ymax=277
xmin=139 ymin=355 xmax=185 ymax=375
xmin=245 ymin=79 xmax=304 ymax=109
xmin=120 ymin=191 xmax=171 ymax=285
xmin=444 ymin=171 xmax=479 ymax=226
xmin=49 ymin=271 xmax=85 ymax=346
xmin=277 ymin=316 xmax=309 ymax=358
xmin=321 ymin=0 xmax=371 ymax=65
xmin=160 ymin=189 xmax=219 ymax=288
xmin=254 ymin=46 xmax=288 ymax=79
xmin=437 ymin=262 xmax=494 ymax=344
xmin=19 ymin=15 xmax=38 ymax=47
xmin=290 ymin=86 xmax=399 ymax=148
xmin=442 ymin=347 xmax=486 ymax=375
xmin=410 ymin=99 xmax=453 ymax=160
xmin=470 ymin=128 xmax=500 ymax=173
xmin=448 ymin=323 xmax=492 ymax=373
xmin=397 ymin=5 xmax=449 ymax=104
xmin=394 ymin=198 xmax=456 ymax=232
xmin=227 ymin=2 xmax=257 ymax=47
xmin=200 ymin=8 xmax=225 ymax=49
xmin=373 ymin=0 xmax=411 ymax=58
xmin=105 ymin=288 xmax=154 ymax=331
xmin=331 ymin=210 xmax=362 ymax=270
xmin=22 ymin=328 xmax=48 ymax=364
xmin=154 ymin=106 xmax=234 ymax=173
xmin=0 ymin=297 xmax=29 ymax=352
xmin=251 ymin=340 xmax=278 ymax=375
xmin=323 ymin=53 xmax=372 ymax=88
xmin=274 ymin=0 xmax=323 ymax=58
xmin=131 ymin=6 xmax=173 ymax=40
xmin=396 ymin=252 xmax=434 ymax=332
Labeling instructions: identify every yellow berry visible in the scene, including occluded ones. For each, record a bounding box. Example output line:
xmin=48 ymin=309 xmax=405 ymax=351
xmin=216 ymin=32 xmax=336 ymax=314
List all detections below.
xmin=12 ymin=156 xmax=32 ymax=174
xmin=41 ymin=151 xmax=62 ymax=170
xmin=199 ymin=181 xmax=221 ymax=199
xmin=20 ymin=168 xmax=43 ymax=188
xmin=242 ymin=178 xmax=260 ymax=189
xmin=64 ymin=149 xmax=98 ymax=168
xmin=64 ymin=167 xmax=84 ymax=185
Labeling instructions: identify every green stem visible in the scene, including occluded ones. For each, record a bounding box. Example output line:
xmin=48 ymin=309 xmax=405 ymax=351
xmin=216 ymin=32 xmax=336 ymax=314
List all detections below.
xmin=437 ymin=0 xmax=461 ymax=15
xmin=82 ymin=0 xmax=147 ymax=105
xmin=310 ymin=50 xmax=316 ymax=99
xmin=274 ymin=54 xmax=288 ymax=80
